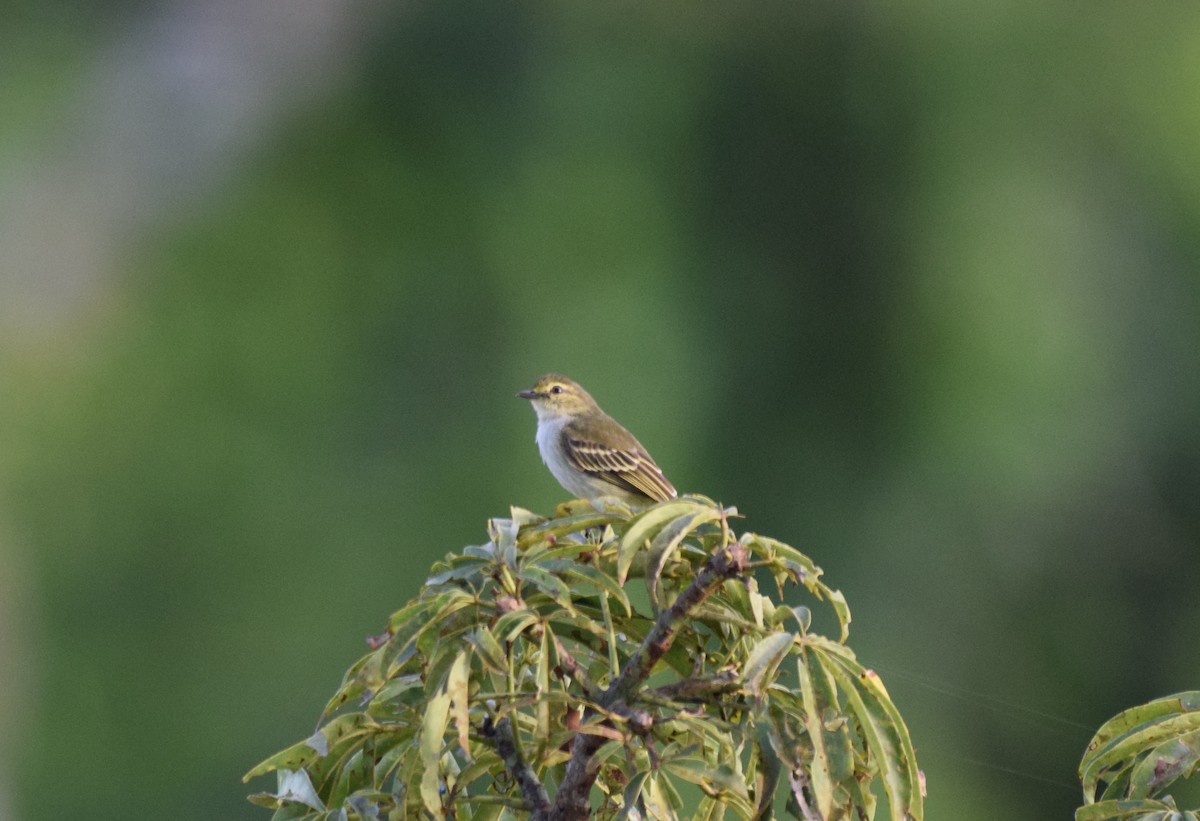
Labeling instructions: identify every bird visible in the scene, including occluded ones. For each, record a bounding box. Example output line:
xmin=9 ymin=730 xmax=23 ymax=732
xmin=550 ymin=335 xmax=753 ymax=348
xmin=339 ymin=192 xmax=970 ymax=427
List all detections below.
xmin=517 ymin=374 xmax=677 ymax=505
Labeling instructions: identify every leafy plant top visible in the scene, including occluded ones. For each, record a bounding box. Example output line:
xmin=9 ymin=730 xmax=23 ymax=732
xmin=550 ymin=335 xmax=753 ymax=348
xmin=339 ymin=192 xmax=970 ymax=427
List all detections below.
xmin=245 ymin=495 xmax=923 ymax=820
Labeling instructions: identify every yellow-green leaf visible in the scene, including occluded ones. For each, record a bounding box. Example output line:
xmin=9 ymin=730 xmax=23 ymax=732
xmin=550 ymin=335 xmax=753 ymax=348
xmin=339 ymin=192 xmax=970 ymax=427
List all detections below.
xmin=517 ymin=509 xmax=622 ymax=551
xmin=466 ymin=626 xmax=508 ymax=673
xmin=618 ymin=497 xmax=717 ymax=585
xmin=645 ymin=506 xmax=721 ymax=610
xmin=742 ymin=632 xmax=795 ymax=695
xmin=796 ymin=650 xmax=835 ymax=819
xmin=823 ymin=655 xmax=922 ymax=821
xmin=1074 ymin=797 xmax=1182 ymax=821
xmin=242 ymin=713 xmax=376 ymax=782
xmin=617 ymin=770 xmax=650 ymax=820
xmin=1081 ymin=691 xmax=1200 ymax=803
xmin=662 ymin=758 xmax=750 ymax=800
xmin=447 ymin=651 xmax=472 ymax=757
xmin=536 ymin=625 xmax=552 ymax=746
xmin=494 ymin=609 xmax=540 ymax=644
xmin=537 ymin=558 xmax=632 ymax=617
xmin=420 ymin=688 xmax=451 ymax=820
xmin=247 ymin=768 xmax=324 ymax=812
xmin=520 ymin=565 xmax=574 ymax=609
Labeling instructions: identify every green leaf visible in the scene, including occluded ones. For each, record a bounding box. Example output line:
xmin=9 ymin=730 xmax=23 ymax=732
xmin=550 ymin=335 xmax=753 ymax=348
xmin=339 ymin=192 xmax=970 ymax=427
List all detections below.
xmin=742 ymin=632 xmax=795 ymax=696
xmin=722 ymin=577 xmax=758 ymax=625
xmin=369 ymin=672 xmax=423 ymax=712
xmin=844 ymin=771 xmax=879 ymax=820
xmin=321 ymin=647 xmax=386 ymax=719
xmin=782 ymin=605 xmax=811 ymax=633
xmin=825 ymin=588 xmax=852 ymax=643
xmin=465 ymin=626 xmax=508 ymax=673
xmin=373 ymin=736 xmax=415 ymax=784
xmin=259 ymin=768 xmax=324 ymax=812
xmin=600 ymin=593 xmax=620 ymax=679
xmin=618 ymin=497 xmax=718 ymax=585
xmin=536 ymin=624 xmax=552 ymax=746
xmin=742 ymin=533 xmax=820 ymax=578
xmin=823 ymin=654 xmax=923 ymax=821
xmin=386 ymin=597 xmax=439 ymax=633
xmin=1127 ymin=728 xmax=1200 ymax=800
xmin=529 ymin=541 xmax=599 ymax=564
xmin=1086 ymin=712 xmax=1200 ymax=801
xmin=693 ymin=600 xmax=769 ymax=634
xmin=1090 ymin=692 xmax=1200 ymax=753
xmin=796 ymin=650 xmax=835 ymax=819
xmin=614 ymin=770 xmax=649 ymax=820
xmin=509 ymin=505 xmax=546 ymax=530
xmin=520 ymin=565 xmax=574 ymax=609
xmin=494 ymin=608 xmax=541 ymax=643
xmin=420 ymin=688 xmax=451 ymax=819
xmin=387 ymin=589 xmax=476 ymax=661
xmin=1074 ymin=797 xmax=1182 ymax=821
xmin=741 ymin=533 xmax=851 ymax=641
xmin=517 ymin=509 xmax=623 ymax=551
xmin=487 ymin=514 xmax=520 ymax=559
xmin=243 ymin=713 xmax=376 ymax=782
xmin=327 ymin=747 xmax=371 ymax=808
xmin=642 ymin=773 xmax=681 ymax=821
xmin=1081 ymin=692 xmax=1200 ymax=803
xmin=645 ymin=505 xmax=722 ymax=610
xmin=753 ymin=721 xmax=782 ymax=821
xmin=536 ymin=558 xmax=632 ymax=617
xmin=425 ymin=556 xmax=492 ymax=586
xmin=447 ymin=650 xmax=472 ymax=756
xmin=811 ymin=656 xmax=854 ymax=785
xmin=662 ymin=758 xmax=750 ymax=800
xmin=423 ymin=634 xmax=466 ymax=698
xmin=696 ymin=796 xmax=728 ymax=821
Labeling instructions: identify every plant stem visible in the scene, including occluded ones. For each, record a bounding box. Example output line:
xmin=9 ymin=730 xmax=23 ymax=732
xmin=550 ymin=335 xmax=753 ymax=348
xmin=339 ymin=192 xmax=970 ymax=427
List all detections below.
xmin=485 ymin=716 xmax=551 ymax=819
xmin=551 ymin=541 xmax=749 ymax=820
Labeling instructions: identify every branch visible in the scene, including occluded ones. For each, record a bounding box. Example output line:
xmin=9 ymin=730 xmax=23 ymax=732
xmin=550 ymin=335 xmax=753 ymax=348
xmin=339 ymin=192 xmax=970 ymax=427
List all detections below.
xmin=550 ymin=632 xmax=599 ymax=698
xmin=483 ymin=715 xmax=552 ymax=820
xmin=649 ymin=669 xmax=740 ymax=703
xmin=613 ymin=542 xmax=746 ymax=695
xmin=550 ymin=541 xmax=749 ymax=820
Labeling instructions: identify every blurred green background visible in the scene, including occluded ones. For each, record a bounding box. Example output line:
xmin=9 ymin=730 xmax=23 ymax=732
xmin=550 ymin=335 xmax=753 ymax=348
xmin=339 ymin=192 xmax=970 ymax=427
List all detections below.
xmin=2 ymin=2 xmax=1198 ymax=819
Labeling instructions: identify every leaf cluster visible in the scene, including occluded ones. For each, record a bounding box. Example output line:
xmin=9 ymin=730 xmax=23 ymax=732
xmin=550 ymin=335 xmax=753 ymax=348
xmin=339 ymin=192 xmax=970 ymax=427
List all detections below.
xmin=1078 ymin=691 xmax=1200 ymax=821
xmin=244 ymin=495 xmax=923 ymax=820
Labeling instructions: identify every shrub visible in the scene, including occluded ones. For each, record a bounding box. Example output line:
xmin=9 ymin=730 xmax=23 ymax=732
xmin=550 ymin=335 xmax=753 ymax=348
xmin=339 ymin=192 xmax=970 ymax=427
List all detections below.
xmin=245 ymin=496 xmax=924 ymax=820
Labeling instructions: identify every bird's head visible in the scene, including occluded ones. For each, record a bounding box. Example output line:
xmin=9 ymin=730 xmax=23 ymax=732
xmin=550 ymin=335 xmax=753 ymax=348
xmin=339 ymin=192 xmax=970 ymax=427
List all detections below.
xmin=517 ymin=374 xmax=598 ymax=420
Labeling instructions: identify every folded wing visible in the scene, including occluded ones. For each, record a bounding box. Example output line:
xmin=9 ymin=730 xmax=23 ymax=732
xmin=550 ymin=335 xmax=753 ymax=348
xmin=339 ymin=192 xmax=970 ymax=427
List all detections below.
xmin=562 ymin=432 xmax=677 ymax=502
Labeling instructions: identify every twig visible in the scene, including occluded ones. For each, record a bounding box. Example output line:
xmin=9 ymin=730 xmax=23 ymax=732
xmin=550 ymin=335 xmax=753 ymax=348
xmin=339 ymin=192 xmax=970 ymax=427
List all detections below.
xmin=551 ymin=541 xmax=749 ymax=820
xmin=483 ymin=716 xmax=552 ymax=820
xmin=550 ymin=632 xmax=598 ymax=697
xmin=650 ymin=669 xmax=740 ymax=703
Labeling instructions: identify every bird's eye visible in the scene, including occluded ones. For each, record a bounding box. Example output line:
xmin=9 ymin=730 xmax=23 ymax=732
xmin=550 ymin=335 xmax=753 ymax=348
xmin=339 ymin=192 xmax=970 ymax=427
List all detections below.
xmin=550 ymin=385 xmax=564 ymax=395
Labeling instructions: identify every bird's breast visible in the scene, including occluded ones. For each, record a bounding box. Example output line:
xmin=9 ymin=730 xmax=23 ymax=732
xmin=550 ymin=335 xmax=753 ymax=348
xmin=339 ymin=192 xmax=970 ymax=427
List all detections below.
xmin=535 ymin=418 xmax=593 ymax=499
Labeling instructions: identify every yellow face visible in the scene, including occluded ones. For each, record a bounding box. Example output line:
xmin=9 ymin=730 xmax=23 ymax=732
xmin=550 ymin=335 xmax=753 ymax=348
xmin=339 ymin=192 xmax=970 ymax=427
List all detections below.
xmin=517 ymin=374 xmax=596 ymax=416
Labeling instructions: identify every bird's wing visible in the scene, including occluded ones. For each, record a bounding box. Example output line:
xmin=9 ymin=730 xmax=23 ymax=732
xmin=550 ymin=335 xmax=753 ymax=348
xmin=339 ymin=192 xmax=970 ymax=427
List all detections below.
xmin=561 ymin=423 xmax=677 ymax=503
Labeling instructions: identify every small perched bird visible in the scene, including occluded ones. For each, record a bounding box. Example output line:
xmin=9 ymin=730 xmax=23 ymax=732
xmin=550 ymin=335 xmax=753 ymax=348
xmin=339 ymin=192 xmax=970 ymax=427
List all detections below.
xmin=517 ymin=374 xmax=677 ymax=505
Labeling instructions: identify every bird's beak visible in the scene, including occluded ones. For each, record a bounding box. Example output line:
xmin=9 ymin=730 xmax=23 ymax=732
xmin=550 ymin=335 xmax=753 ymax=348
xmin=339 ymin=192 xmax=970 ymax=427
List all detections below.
xmin=516 ymin=389 xmax=540 ymax=400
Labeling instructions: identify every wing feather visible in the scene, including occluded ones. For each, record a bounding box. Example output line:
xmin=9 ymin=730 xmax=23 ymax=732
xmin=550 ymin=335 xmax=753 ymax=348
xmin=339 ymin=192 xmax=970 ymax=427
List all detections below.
xmin=563 ymin=431 xmax=677 ymax=503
